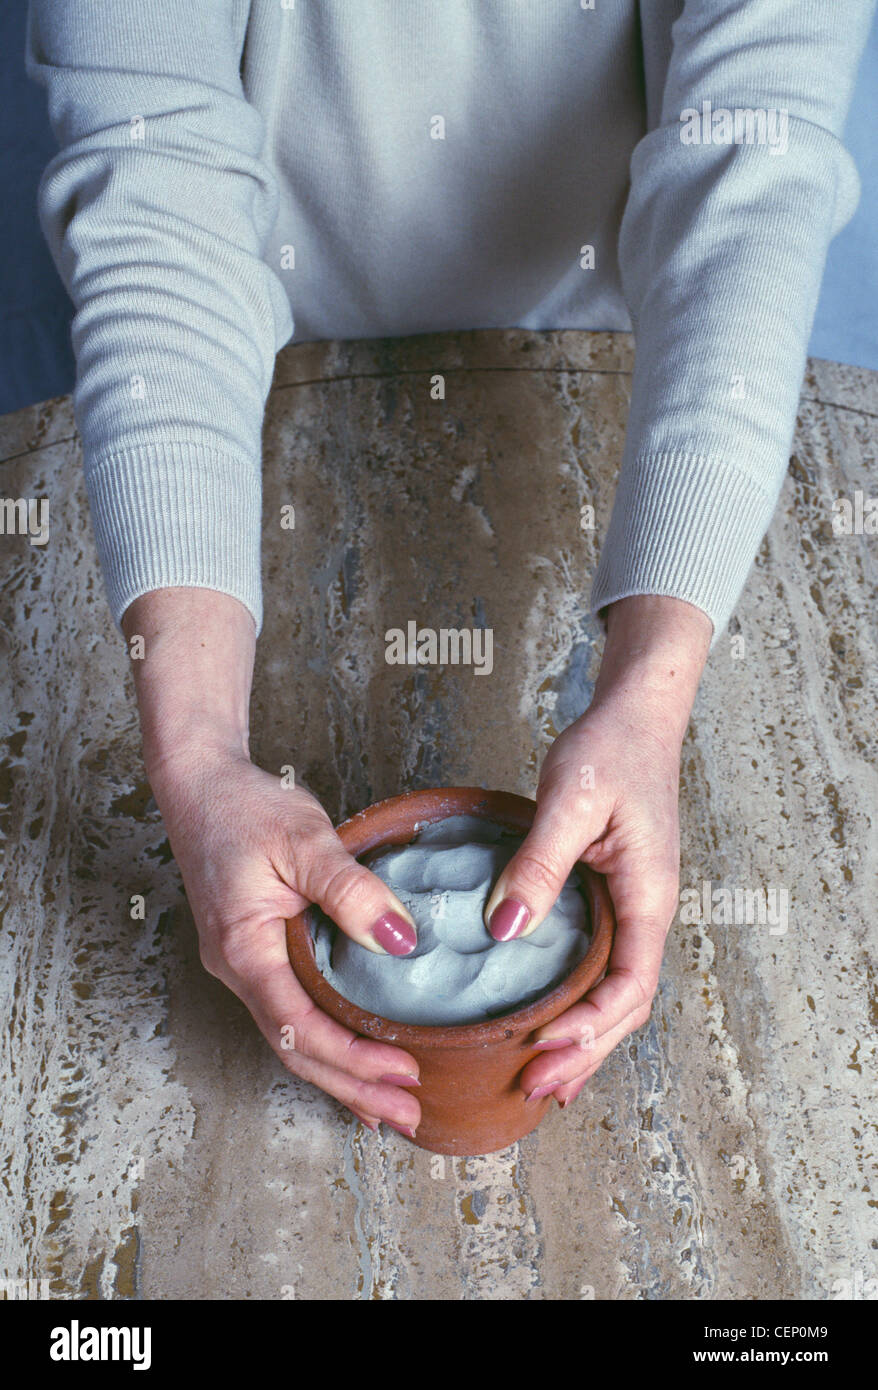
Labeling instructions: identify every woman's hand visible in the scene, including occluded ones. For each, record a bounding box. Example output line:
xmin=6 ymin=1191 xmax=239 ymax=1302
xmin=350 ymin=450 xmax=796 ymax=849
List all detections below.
xmin=123 ymin=588 xmax=422 ymax=1136
xmin=484 ymin=595 xmax=713 ymax=1108
xmin=150 ymin=751 xmax=425 ymax=1134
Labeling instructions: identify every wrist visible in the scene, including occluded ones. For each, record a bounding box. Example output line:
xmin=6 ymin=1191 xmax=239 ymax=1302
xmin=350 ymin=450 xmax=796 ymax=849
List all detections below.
xmin=591 ymin=595 xmax=711 ymax=741
xmin=121 ymin=587 xmax=255 ymax=782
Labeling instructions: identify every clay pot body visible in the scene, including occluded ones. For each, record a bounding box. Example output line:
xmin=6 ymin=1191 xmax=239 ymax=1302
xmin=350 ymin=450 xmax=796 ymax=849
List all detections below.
xmin=286 ymin=787 xmax=615 ymax=1156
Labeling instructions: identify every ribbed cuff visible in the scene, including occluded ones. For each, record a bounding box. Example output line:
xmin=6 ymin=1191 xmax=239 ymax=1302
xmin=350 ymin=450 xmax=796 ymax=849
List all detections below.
xmin=84 ymin=441 xmax=263 ymax=636
xmin=589 ymin=450 xmax=782 ymax=648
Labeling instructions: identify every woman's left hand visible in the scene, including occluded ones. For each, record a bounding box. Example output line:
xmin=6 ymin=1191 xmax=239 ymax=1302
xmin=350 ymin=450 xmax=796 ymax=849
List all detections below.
xmin=483 ymin=594 xmax=712 ymax=1108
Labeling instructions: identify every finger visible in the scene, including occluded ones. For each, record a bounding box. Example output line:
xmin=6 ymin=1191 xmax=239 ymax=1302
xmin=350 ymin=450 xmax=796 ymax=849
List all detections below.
xmin=532 ymin=867 xmax=677 ymax=1049
xmin=262 ymin=996 xmax=423 ymax=1130
xmin=520 ymin=991 xmax=653 ymax=1096
xmin=553 ymin=1006 xmax=642 ymax=1100
xmin=554 ymin=1073 xmax=590 ymax=1109
xmin=285 ymin=1047 xmax=422 ymax=1131
xmin=484 ymin=797 xmax=604 ymax=941
xmin=533 ymin=940 xmax=660 ymax=1051
xmin=218 ymin=919 xmax=423 ymax=1127
xmin=348 ymin=1109 xmax=382 ymax=1131
xmin=234 ymin=925 xmax=422 ymax=1080
xmin=292 ymin=822 xmax=419 ymax=956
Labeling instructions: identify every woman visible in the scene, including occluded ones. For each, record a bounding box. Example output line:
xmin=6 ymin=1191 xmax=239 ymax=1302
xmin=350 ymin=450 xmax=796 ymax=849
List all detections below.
xmin=26 ymin=0 xmax=874 ymax=1133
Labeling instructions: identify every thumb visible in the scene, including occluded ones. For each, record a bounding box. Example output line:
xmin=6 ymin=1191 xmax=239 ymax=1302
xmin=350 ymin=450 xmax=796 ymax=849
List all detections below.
xmin=295 ymin=826 xmax=419 ymax=957
xmin=483 ymin=799 xmax=602 ymax=941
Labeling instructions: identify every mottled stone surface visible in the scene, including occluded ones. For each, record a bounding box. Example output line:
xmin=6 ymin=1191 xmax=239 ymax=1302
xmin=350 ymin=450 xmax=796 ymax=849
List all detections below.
xmin=0 ymin=329 xmax=875 ymax=1300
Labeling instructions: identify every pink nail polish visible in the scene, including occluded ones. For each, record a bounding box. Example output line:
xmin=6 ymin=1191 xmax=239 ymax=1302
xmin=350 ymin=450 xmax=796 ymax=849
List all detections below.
xmin=372 ymin=911 xmax=417 ymax=955
xmin=489 ymin=898 xmax=531 ymax=941
xmin=525 ymin=1082 xmax=559 ymax=1103
xmin=533 ymin=1037 xmax=574 ymax=1051
xmin=385 ymin=1121 xmax=417 ymax=1139
xmin=558 ymin=1082 xmax=587 ymax=1110
xmin=379 ymin=1073 xmax=421 ymax=1087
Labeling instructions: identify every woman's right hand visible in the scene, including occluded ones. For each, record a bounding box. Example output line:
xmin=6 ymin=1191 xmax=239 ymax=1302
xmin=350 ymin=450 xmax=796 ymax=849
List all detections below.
xmin=121 ymin=587 xmax=421 ymax=1136
xmin=149 ymin=750 xmax=424 ymax=1135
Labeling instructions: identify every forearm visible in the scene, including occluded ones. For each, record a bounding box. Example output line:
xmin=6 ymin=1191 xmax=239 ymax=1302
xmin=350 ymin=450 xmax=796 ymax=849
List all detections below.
xmin=590 ymin=595 xmax=711 ymax=747
xmin=589 ymin=1 xmax=874 ymax=645
xmin=27 ymin=2 xmax=285 ymax=641
xmin=121 ymin=588 xmax=255 ymax=785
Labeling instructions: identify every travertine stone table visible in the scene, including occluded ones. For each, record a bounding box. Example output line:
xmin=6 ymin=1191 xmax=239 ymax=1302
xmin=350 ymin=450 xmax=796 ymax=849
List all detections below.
xmin=0 ymin=330 xmax=875 ymax=1299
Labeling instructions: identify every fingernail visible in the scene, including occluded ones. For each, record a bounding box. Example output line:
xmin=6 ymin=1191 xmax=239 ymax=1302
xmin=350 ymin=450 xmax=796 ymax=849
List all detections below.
xmin=385 ymin=1121 xmax=418 ymax=1139
xmin=489 ymin=898 xmax=531 ymax=941
xmin=379 ymin=1072 xmax=421 ymax=1088
xmin=525 ymin=1082 xmax=560 ymax=1103
xmin=533 ymin=1037 xmax=574 ymax=1052
xmin=558 ymin=1082 xmax=588 ymax=1109
xmin=351 ymin=1111 xmax=379 ymax=1131
xmin=371 ymin=911 xmax=417 ymax=955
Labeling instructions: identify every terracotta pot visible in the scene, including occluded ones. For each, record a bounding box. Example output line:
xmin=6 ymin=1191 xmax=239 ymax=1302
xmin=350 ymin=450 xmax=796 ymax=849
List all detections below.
xmin=286 ymin=787 xmax=615 ymax=1156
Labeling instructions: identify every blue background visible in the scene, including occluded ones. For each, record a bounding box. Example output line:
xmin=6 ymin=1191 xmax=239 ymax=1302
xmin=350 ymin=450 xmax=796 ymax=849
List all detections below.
xmin=3 ymin=4 xmax=876 ymax=417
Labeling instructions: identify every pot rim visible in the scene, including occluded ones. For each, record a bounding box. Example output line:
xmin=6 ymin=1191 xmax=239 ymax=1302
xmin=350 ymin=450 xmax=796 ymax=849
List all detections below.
xmin=285 ymin=786 xmax=615 ymax=1049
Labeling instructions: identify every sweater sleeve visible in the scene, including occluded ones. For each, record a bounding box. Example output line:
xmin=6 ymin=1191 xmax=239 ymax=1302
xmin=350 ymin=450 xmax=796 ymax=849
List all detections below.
xmin=590 ymin=0 xmax=876 ymax=646
xmin=25 ymin=0 xmax=293 ymax=635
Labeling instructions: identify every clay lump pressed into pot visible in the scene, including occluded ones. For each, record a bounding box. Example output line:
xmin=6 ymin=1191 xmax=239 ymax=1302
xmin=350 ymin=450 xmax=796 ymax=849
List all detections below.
xmin=310 ymin=814 xmax=591 ymax=1025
